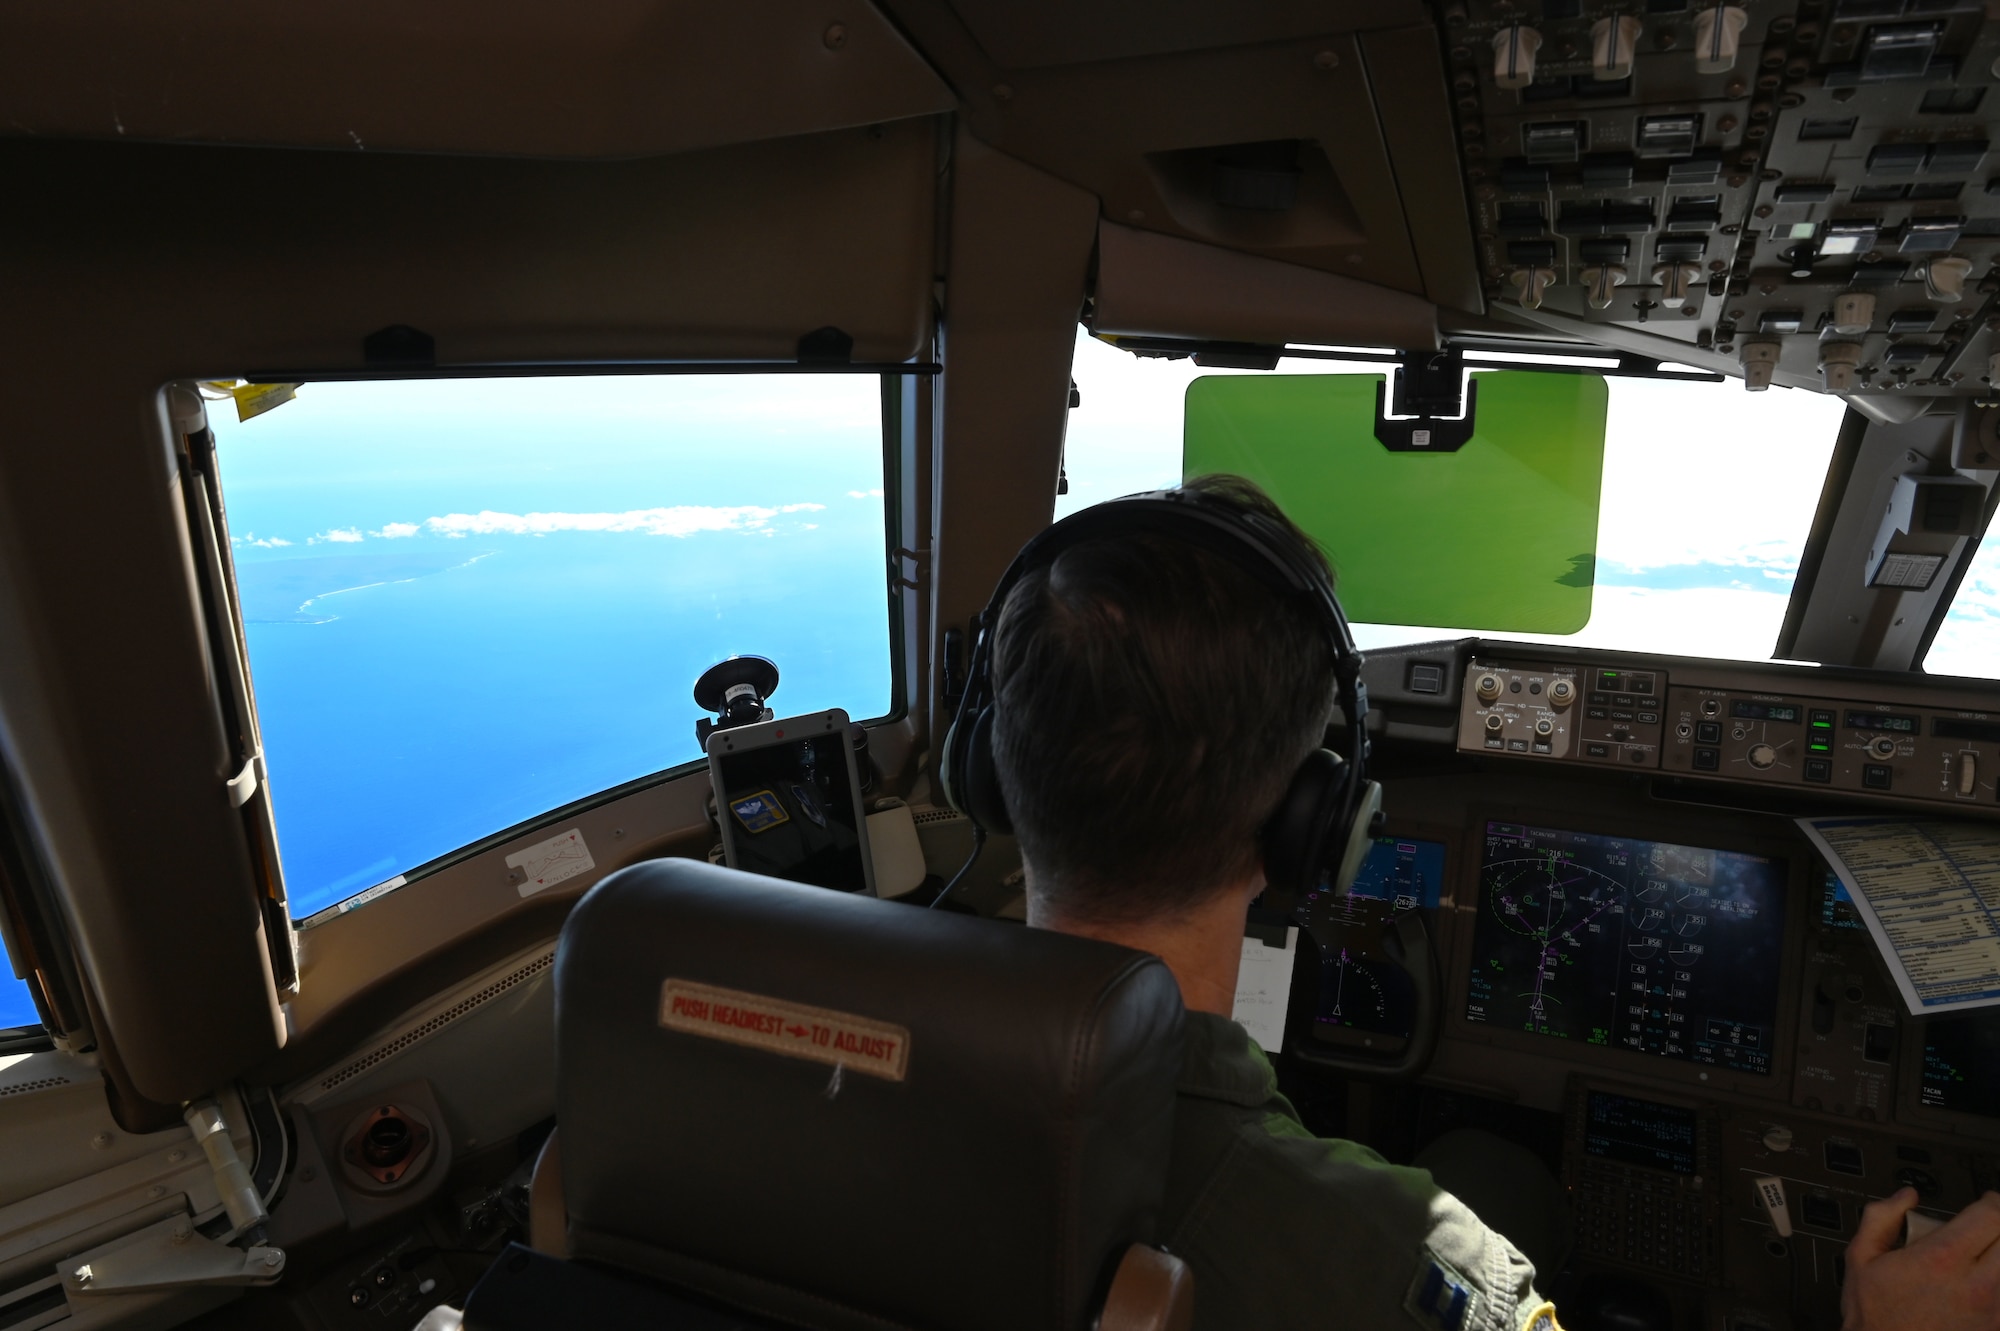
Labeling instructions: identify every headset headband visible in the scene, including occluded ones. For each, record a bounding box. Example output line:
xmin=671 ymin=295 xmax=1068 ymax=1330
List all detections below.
xmin=953 ymin=487 xmax=1369 ymax=802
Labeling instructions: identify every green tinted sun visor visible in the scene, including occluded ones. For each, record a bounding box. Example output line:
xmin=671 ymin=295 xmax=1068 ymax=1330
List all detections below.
xmin=1183 ymin=370 xmax=1610 ymax=634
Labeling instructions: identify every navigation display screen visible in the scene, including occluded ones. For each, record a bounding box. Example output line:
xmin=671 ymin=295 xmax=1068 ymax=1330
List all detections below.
xmin=1466 ymin=822 xmax=1788 ymax=1073
xmin=1820 ymin=869 xmax=1865 ymax=932
xmin=1921 ymin=1010 xmax=2000 ymax=1118
xmin=1584 ymin=1092 xmax=1699 ymax=1174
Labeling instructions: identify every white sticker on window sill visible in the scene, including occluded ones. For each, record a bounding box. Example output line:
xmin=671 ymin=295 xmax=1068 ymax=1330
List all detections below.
xmin=505 ymin=828 xmax=595 ymax=898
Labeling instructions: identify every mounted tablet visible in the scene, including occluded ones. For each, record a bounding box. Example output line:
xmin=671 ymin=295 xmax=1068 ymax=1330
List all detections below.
xmin=706 ymin=709 xmax=877 ymax=895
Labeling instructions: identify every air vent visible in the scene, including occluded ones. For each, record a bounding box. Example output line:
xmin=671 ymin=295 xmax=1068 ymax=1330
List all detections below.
xmin=909 ymin=807 xmax=968 ymax=827
xmin=307 ymin=947 xmax=555 ymax=1098
xmin=0 ymin=1076 xmax=70 ymax=1098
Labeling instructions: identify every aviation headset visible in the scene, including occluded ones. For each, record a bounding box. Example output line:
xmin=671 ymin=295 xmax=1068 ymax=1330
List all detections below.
xmin=939 ymin=489 xmax=1385 ymax=912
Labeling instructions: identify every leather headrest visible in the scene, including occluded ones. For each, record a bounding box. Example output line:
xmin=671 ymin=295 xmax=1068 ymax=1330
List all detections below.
xmin=554 ymin=858 xmax=1185 ymax=1331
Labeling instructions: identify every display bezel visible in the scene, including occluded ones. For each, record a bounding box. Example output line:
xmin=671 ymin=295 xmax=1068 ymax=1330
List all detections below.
xmin=1441 ymin=804 xmax=1810 ymax=1105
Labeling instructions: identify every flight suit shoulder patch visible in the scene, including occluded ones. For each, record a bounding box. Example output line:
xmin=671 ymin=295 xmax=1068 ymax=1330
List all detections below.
xmin=1404 ymin=1247 xmax=1481 ymax=1331
xmin=1521 ymin=1302 xmax=1563 ymax=1331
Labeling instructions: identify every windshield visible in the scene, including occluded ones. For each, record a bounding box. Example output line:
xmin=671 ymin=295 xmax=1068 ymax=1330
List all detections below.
xmin=207 ymin=373 xmax=894 ymax=921
xmin=1926 ymin=532 xmax=2000 ymax=678
xmin=1061 ymin=328 xmax=1846 ymax=661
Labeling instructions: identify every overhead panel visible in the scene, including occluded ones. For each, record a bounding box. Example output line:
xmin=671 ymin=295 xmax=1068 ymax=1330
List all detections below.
xmin=1454 ymin=0 xmax=2000 ymax=397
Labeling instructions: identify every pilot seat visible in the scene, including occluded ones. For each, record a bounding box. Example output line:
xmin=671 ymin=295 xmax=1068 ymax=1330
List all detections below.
xmin=429 ymin=857 xmax=1196 ymax=1331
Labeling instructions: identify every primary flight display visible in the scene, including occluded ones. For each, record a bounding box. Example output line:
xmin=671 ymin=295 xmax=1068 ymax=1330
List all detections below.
xmin=1466 ymin=822 xmax=1788 ymax=1073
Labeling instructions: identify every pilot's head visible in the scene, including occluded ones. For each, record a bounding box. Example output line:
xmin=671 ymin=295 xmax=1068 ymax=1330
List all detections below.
xmin=989 ymin=474 xmax=1340 ymax=925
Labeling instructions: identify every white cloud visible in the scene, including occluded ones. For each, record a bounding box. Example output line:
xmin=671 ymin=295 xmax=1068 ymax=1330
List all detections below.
xmin=848 ymin=489 xmax=884 ymax=499
xmin=1927 ymin=532 xmax=2000 ymax=679
xmin=420 ymin=503 xmax=826 ymax=539
xmin=311 ymin=527 xmax=364 ymax=544
xmin=233 ymin=533 xmax=292 ymax=548
xmin=373 ymin=522 xmax=420 ymax=539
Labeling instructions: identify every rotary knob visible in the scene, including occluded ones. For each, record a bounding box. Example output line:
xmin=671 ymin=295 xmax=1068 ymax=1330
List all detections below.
xmin=1535 ymin=717 xmax=1555 ymax=737
xmin=1869 ymin=735 xmax=1898 ymax=760
xmin=1763 ymin=1125 xmax=1794 ymax=1153
xmin=1749 ymin=743 xmax=1778 ymax=769
xmin=1486 ymin=713 xmax=1506 ymax=734
xmin=1476 ymin=673 xmax=1503 ymax=702
xmin=1548 ymin=678 xmax=1576 ymax=707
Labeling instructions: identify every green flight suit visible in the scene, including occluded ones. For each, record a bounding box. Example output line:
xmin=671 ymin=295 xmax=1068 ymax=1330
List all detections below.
xmin=1162 ymin=1012 xmax=1555 ymax=1331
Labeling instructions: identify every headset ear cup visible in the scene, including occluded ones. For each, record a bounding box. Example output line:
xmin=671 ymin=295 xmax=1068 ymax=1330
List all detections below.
xmin=959 ymin=707 xmax=1013 ymax=836
xmin=1328 ymin=780 xmax=1384 ymax=896
xmin=1260 ymin=748 xmax=1349 ymax=910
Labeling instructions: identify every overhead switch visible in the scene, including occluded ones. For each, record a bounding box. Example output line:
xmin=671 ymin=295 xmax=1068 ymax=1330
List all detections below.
xmin=1740 ymin=340 xmax=1781 ymax=391
xmin=1820 ymin=341 xmax=1863 ymax=392
xmin=1653 ymin=262 xmax=1702 ymax=308
xmin=1510 ymin=264 xmax=1556 ymax=310
xmin=1585 ymin=265 xmax=1630 ymax=309
xmin=1830 ymin=291 xmax=1876 ymax=335
xmin=1493 ymin=26 xmax=1544 ymax=90
xmin=1923 ymin=255 xmax=1973 ymax=302
xmin=1591 ymin=16 xmax=1644 ymax=81
xmin=1693 ymin=5 xmax=1748 ymax=74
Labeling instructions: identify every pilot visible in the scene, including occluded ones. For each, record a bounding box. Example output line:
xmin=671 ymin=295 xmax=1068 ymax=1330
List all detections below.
xmin=984 ymin=473 xmax=1554 ymax=1331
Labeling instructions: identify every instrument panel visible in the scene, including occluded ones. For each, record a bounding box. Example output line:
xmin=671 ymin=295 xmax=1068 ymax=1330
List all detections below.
xmin=1286 ymin=642 xmax=2000 ymax=1322
xmin=1457 ymin=654 xmax=2000 ymax=808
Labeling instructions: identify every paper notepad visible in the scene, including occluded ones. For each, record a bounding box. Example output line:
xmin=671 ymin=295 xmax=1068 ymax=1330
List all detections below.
xmin=1233 ymin=925 xmax=1298 ymax=1053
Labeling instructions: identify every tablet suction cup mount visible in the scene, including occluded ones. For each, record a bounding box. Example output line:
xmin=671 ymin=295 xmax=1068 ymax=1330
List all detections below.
xmin=694 ymin=656 xmax=781 ymax=746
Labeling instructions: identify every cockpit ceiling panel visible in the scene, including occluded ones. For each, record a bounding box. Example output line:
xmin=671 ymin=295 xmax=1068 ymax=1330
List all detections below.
xmin=0 ymin=0 xmax=954 ymax=158
xmin=941 ymin=0 xmax=1431 ymax=67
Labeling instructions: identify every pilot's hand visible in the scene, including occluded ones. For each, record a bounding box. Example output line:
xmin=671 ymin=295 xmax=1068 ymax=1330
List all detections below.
xmin=1843 ymin=1187 xmax=2000 ymax=1331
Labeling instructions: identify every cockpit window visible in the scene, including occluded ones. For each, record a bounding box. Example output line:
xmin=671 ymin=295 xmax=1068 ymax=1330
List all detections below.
xmin=1927 ymin=533 xmax=2000 ymax=678
xmin=206 ymin=374 xmax=894 ymax=921
xmin=0 ymin=976 xmax=34 ymax=1030
xmin=1062 ymin=328 xmax=1846 ymax=662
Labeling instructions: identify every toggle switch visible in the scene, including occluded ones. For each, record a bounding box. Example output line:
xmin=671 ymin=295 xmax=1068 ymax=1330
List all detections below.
xmin=1510 ymin=265 xmax=1556 ymax=310
xmin=1693 ymin=5 xmax=1748 ymax=74
xmin=1740 ymin=340 xmax=1781 ymax=391
xmin=1493 ymin=25 xmax=1544 ymax=90
xmin=1591 ymin=15 xmax=1643 ymax=80
xmin=1584 ymin=265 xmax=1630 ymax=309
xmin=1653 ymin=262 xmax=1701 ymax=308
xmin=1830 ymin=291 xmax=1876 ymax=336
xmin=1924 ymin=255 xmax=1973 ymax=302
xmin=1754 ymin=1176 xmax=1794 ymax=1237
xmin=1820 ymin=341 xmax=1863 ymax=392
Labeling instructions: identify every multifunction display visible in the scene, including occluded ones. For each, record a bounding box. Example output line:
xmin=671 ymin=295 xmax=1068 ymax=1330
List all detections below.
xmin=1466 ymin=822 xmax=1788 ymax=1073
xmin=1921 ymin=1010 xmax=2000 ymax=1118
xmin=1583 ymin=1092 xmax=1698 ymax=1174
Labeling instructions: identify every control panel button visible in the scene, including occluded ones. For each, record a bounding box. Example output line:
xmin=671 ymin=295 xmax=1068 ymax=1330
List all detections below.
xmin=1696 ymin=721 xmax=1722 ymax=744
xmin=1476 ymin=673 xmax=1502 ymax=702
xmin=1805 ymin=757 xmax=1832 ymax=783
xmin=1637 ymin=711 xmax=1659 ymax=725
xmin=1868 ymin=735 xmax=1898 ymax=760
xmin=1693 ymin=747 xmax=1720 ymax=771
xmin=1535 ymin=717 xmax=1555 ymax=737
xmin=1863 ymin=764 xmax=1894 ymax=790
xmin=1549 ymin=678 xmax=1576 ymax=707
xmin=1585 ymin=742 xmax=1611 ymax=758
xmin=1824 ymin=1140 xmax=1865 ymax=1176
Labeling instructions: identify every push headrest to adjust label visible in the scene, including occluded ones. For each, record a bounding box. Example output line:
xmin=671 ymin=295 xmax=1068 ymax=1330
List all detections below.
xmin=659 ymin=978 xmax=910 ymax=1082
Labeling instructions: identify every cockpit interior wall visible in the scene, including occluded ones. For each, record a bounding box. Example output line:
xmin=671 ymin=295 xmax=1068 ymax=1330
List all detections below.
xmin=0 ymin=1 xmax=955 ymax=159
xmin=931 ymin=130 xmax=1100 ymax=722
xmin=0 ymin=120 xmax=944 ymax=1109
